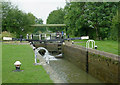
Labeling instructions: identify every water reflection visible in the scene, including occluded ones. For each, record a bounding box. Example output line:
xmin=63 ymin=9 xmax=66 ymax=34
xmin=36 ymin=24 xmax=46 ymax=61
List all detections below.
xmin=49 ymin=58 xmax=101 ymax=83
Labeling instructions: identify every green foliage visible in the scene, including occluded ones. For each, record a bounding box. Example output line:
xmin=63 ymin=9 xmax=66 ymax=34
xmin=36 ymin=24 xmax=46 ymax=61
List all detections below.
xmin=2 ymin=2 xmax=44 ymax=38
xmin=33 ymin=18 xmax=46 ymax=34
xmin=47 ymin=8 xmax=65 ymax=32
xmin=64 ymin=2 xmax=118 ymax=40
xmin=110 ymin=11 xmax=119 ymax=41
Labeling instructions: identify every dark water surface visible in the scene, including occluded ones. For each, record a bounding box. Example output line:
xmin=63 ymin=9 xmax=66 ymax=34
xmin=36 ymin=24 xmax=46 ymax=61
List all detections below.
xmin=49 ymin=58 xmax=102 ymax=83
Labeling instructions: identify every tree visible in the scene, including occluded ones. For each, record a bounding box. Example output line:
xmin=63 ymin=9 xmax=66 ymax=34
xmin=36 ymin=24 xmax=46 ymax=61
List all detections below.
xmin=110 ymin=10 xmax=119 ymax=41
xmin=2 ymin=2 xmax=13 ymax=31
xmin=64 ymin=2 xmax=118 ymax=40
xmin=33 ymin=18 xmax=46 ymax=34
xmin=84 ymin=2 xmax=118 ymax=40
xmin=47 ymin=8 xmax=65 ymax=32
xmin=2 ymin=2 xmax=36 ymax=38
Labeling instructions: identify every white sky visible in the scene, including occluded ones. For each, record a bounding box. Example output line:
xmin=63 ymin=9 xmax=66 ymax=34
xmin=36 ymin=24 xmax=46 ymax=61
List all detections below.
xmin=9 ymin=0 xmax=66 ymax=24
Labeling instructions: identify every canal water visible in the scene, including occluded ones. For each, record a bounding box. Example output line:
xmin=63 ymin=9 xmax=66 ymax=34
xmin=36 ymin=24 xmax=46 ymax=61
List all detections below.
xmin=49 ymin=57 xmax=102 ymax=83
xmin=35 ymin=46 xmax=102 ymax=83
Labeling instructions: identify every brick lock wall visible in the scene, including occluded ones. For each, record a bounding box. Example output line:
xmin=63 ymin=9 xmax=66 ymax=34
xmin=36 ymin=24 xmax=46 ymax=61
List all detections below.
xmin=33 ymin=42 xmax=119 ymax=83
xmin=62 ymin=43 xmax=119 ymax=83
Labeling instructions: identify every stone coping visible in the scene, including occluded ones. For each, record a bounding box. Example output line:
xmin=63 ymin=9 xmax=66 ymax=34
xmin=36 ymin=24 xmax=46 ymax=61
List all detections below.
xmin=65 ymin=42 xmax=119 ymax=61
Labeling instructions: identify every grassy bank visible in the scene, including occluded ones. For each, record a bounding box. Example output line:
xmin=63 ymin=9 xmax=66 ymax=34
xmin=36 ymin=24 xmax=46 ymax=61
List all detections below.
xmin=74 ymin=40 xmax=118 ymax=55
xmin=0 ymin=42 xmax=2 ymax=84
xmin=2 ymin=44 xmax=53 ymax=83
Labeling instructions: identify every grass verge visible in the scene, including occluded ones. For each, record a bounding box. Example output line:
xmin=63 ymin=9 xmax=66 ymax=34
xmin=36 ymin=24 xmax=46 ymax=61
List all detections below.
xmin=2 ymin=44 xmax=53 ymax=83
xmin=74 ymin=40 xmax=118 ymax=55
xmin=0 ymin=42 xmax=2 ymax=84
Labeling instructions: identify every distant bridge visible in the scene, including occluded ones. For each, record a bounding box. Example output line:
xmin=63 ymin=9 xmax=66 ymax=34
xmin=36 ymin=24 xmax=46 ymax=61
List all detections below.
xmin=31 ymin=24 xmax=66 ymax=27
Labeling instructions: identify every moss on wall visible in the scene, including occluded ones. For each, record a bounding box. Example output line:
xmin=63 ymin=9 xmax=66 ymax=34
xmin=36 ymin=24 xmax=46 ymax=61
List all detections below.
xmin=62 ymin=44 xmax=119 ymax=83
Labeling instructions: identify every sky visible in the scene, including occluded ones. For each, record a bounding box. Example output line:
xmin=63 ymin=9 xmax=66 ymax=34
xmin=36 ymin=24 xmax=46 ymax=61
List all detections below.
xmin=9 ymin=0 xmax=66 ymax=24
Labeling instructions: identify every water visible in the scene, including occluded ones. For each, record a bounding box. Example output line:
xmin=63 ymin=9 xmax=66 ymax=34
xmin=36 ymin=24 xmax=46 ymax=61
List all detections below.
xmin=49 ymin=58 xmax=101 ymax=83
xmin=37 ymin=47 xmax=102 ymax=83
xmin=36 ymin=47 xmax=58 ymax=64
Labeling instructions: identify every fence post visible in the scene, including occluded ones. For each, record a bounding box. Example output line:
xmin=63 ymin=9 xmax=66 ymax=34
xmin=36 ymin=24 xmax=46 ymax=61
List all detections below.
xmin=50 ymin=34 xmax=51 ymax=39
xmin=31 ymin=34 xmax=33 ymax=39
xmin=86 ymin=48 xmax=89 ymax=73
xmin=39 ymin=34 xmax=41 ymax=40
xmin=26 ymin=34 xmax=29 ymax=39
xmin=45 ymin=34 xmax=46 ymax=39
xmin=41 ymin=34 xmax=42 ymax=40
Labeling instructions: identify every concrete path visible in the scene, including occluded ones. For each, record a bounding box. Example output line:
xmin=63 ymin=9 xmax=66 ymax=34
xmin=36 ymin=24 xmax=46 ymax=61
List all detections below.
xmin=30 ymin=44 xmax=65 ymax=83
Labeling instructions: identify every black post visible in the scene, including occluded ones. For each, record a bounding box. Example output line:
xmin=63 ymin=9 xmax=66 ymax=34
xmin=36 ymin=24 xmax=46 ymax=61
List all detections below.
xmin=67 ymin=34 xmax=69 ymax=42
xmin=20 ymin=35 xmax=23 ymax=43
xmin=50 ymin=34 xmax=51 ymax=39
xmin=31 ymin=34 xmax=33 ymax=39
xmin=61 ymin=31 xmax=64 ymax=39
xmin=86 ymin=49 xmax=89 ymax=73
xmin=16 ymin=66 xmax=20 ymax=70
xmin=28 ymin=35 xmax=29 ymax=39
xmin=41 ymin=34 xmax=42 ymax=40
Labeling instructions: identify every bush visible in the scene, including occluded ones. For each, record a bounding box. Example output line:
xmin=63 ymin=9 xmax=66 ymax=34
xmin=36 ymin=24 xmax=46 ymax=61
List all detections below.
xmin=2 ymin=31 xmax=16 ymax=39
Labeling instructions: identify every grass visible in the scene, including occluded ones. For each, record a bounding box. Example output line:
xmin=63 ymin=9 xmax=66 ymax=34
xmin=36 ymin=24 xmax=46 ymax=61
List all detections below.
xmin=0 ymin=42 xmax=1 ymax=84
xmin=74 ymin=40 xmax=118 ymax=55
xmin=2 ymin=44 xmax=53 ymax=83
xmin=0 ymin=34 xmax=2 ymax=41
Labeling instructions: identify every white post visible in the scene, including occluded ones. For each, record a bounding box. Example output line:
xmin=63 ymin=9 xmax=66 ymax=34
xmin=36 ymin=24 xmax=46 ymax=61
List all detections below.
xmin=31 ymin=34 xmax=33 ymax=39
xmin=45 ymin=34 xmax=46 ymax=39
xmin=35 ymin=50 xmax=37 ymax=64
xmin=26 ymin=34 xmax=29 ymax=39
xmin=39 ymin=34 xmax=41 ymax=40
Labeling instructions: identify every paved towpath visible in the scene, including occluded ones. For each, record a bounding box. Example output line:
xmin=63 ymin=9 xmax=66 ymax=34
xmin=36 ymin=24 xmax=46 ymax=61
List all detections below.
xmin=30 ymin=44 xmax=65 ymax=83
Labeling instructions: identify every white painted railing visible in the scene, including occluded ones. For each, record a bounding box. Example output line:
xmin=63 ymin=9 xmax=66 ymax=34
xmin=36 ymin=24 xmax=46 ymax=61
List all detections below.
xmin=86 ymin=40 xmax=96 ymax=49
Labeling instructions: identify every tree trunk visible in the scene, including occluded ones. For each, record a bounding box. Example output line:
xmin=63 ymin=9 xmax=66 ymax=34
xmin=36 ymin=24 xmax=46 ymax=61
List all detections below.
xmin=95 ymin=27 xmax=99 ymax=40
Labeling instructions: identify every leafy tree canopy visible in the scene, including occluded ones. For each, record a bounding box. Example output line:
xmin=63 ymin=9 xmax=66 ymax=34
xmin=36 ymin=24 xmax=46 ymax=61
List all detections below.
xmin=47 ymin=8 xmax=65 ymax=32
xmin=2 ymin=2 xmax=44 ymax=38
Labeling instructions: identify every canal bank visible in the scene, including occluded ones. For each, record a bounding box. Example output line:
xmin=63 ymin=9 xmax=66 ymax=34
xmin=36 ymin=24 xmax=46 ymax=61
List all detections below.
xmin=33 ymin=41 xmax=119 ymax=83
xmin=62 ymin=42 xmax=119 ymax=83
